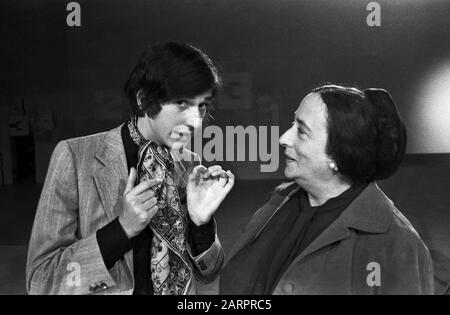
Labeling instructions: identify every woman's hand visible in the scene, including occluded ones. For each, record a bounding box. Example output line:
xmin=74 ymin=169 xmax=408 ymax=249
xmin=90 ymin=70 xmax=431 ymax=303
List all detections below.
xmin=186 ymin=165 xmax=235 ymax=226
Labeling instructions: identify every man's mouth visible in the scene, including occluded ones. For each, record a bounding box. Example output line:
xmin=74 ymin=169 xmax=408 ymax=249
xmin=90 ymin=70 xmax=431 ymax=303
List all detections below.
xmin=171 ymin=129 xmax=191 ymax=141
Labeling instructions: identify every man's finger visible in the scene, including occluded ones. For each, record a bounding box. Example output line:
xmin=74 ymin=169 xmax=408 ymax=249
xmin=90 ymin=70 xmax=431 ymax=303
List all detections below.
xmin=188 ymin=171 xmax=197 ymax=183
xmin=204 ymin=165 xmax=223 ymax=178
xmin=210 ymin=169 xmax=228 ymax=179
xmin=142 ymin=197 xmax=158 ymax=211
xmin=125 ymin=167 xmax=137 ymax=194
xmin=218 ymin=175 xmax=228 ymax=187
xmin=207 ymin=165 xmax=223 ymax=173
xmin=146 ymin=205 xmax=159 ymax=221
xmin=129 ymin=178 xmax=162 ymax=196
xmin=135 ymin=190 xmax=156 ymax=203
xmin=192 ymin=165 xmax=208 ymax=176
xmin=224 ymin=171 xmax=235 ymax=191
xmin=190 ymin=165 xmax=208 ymax=183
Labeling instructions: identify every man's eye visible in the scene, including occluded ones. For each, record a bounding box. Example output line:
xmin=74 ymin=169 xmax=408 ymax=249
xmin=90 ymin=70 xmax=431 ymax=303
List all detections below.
xmin=199 ymin=102 xmax=209 ymax=109
xmin=297 ymin=128 xmax=305 ymax=135
xmin=176 ymin=100 xmax=188 ymax=107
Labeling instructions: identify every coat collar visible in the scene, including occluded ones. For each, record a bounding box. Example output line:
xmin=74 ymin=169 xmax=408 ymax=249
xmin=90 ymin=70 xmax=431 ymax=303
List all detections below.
xmin=228 ymin=182 xmax=394 ymax=265
xmin=95 ymin=124 xmax=126 ymax=168
xmin=266 ymin=182 xmax=393 ymax=235
xmin=340 ymin=182 xmax=393 ymax=234
xmin=295 ymin=183 xmax=394 ymax=262
xmin=276 ymin=182 xmax=393 ymax=233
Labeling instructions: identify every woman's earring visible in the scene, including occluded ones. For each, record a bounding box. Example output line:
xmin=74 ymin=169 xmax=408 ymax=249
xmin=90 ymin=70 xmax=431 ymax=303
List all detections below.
xmin=329 ymin=162 xmax=338 ymax=172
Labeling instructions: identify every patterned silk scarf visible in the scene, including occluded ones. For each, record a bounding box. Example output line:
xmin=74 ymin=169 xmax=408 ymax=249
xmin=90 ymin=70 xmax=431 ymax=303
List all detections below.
xmin=127 ymin=117 xmax=193 ymax=295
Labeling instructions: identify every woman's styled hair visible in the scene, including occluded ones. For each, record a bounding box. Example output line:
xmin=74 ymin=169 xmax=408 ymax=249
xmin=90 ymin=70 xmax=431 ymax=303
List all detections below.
xmin=124 ymin=42 xmax=222 ymax=118
xmin=312 ymin=84 xmax=407 ymax=183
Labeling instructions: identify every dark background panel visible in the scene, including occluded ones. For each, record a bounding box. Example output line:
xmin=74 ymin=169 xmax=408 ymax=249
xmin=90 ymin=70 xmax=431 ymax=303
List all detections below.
xmin=0 ymin=0 xmax=449 ymax=294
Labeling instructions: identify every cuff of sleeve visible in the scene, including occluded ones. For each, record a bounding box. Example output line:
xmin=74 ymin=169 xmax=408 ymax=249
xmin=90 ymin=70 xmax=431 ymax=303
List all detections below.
xmin=96 ymin=218 xmax=133 ymax=270
xmin=187 ymin=215 xmax=215 ymax=256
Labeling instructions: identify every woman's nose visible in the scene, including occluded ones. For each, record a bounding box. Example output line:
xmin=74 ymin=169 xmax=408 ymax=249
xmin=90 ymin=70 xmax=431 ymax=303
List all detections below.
xmin=279 ymin=127 xmax=293 ymax=147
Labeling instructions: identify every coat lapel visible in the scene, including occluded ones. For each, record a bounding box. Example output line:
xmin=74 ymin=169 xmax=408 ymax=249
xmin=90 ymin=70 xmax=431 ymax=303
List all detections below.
xmin=292 ymin=215 xmax=351 ymax=264
xmin=93 ymin=125 xmax=128 ymax=220
xmin=226 ymin=182 xmax=300 ymax=263
xmin=289 ymin=183 xmax=393 ymax=265
xmin=93 ymin=125 xmax=134 ymax=275
xmin=227 ymin=182 xmax=394 ymax=275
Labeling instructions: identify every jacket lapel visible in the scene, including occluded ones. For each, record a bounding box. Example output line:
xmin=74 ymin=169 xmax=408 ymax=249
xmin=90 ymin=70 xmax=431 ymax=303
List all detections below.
xmin=93 ymin=125 xmax=134 ymax=275
xmin=93 ymin=125 xmax=128 ymax=221
xmin=227 ymin=182 xmax=394 ymax=275
xmin=292 ymin=215 xmax=351 ymax=264
xmin=226 ymin=182 xmax=300 ymax=263
xmin=289 ymin=183 xmax=393 ymax=265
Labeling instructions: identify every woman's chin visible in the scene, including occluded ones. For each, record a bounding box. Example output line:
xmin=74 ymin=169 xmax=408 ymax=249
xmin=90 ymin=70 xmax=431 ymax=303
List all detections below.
xmin=283 ymin=167 xmax=294 ymax=179
xmin=284 ymin=165 xmax=302 ymax=181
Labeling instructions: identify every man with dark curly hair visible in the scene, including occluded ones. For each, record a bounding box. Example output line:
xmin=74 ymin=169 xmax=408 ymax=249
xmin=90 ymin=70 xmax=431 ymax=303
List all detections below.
xmin=27 ymin=42 xmax=234 ymax=295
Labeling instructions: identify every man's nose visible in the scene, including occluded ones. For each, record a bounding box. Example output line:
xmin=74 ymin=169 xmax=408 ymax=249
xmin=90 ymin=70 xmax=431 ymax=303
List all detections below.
xmin=184 ymin=106 xmax=203 ymax=130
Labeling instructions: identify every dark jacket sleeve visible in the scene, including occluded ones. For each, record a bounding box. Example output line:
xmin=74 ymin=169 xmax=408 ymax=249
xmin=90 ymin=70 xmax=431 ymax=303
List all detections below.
xmin=187 ymin=215 xmax=215 ymax=256
xmin=96 ymin=218 xmax=133 ymax=270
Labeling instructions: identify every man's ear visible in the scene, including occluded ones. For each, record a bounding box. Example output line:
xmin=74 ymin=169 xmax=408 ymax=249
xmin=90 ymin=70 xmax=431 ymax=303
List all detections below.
xmin=136 ymin=89 xmax=144 ymax=109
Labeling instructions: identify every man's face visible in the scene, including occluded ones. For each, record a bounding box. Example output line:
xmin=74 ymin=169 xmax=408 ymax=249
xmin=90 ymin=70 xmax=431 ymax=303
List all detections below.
xmin=146 ymin=90 xmax=212 ymax=149
xmin=279 ymin=93 xmax=333 ymax=185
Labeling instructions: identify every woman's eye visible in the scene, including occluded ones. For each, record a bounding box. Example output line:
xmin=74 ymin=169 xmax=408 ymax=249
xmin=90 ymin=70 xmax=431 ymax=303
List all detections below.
xmin=297 ymin=128 xmax=306 ymax=135
xmin=199 ymin=102 xmax=209 ymax=109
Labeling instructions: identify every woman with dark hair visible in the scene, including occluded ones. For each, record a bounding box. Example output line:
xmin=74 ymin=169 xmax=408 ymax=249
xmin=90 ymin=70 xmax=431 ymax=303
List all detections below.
xmin=220 ymin=84 xmax=434 ymax=295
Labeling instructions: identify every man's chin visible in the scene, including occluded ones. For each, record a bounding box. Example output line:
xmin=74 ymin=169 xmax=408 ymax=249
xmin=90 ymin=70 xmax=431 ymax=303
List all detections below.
xmin=167 ymin=139 xmax=188 ymax=151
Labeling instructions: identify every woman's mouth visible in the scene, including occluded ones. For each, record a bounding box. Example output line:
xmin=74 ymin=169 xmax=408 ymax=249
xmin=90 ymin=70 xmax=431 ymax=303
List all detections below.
xmin=285 ymin=154 xmax=296 ymax=163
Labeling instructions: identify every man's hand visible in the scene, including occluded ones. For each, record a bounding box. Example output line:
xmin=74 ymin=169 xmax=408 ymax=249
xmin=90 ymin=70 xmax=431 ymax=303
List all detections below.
xmin=119 ymin=167 xmax=162 ymax=239
xmin=187 ymin=165 xmax=235 ymax=226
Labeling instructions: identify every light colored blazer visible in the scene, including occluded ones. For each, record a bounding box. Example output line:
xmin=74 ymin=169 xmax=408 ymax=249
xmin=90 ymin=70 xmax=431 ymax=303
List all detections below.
xmin=224 ymin=182 xmax=435 ymax=295
xmin=26 ymin=125 xmax=224 ymax=295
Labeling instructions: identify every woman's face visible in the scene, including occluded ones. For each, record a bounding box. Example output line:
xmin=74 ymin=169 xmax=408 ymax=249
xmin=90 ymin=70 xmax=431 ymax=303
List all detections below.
xmin=279 ymin=93 xmax=334 ymax=186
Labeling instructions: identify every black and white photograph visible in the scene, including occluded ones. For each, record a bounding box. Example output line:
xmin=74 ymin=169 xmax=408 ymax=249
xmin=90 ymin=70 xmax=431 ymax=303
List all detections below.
xmin=0 ymin=0 xmax=449 ymax=297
